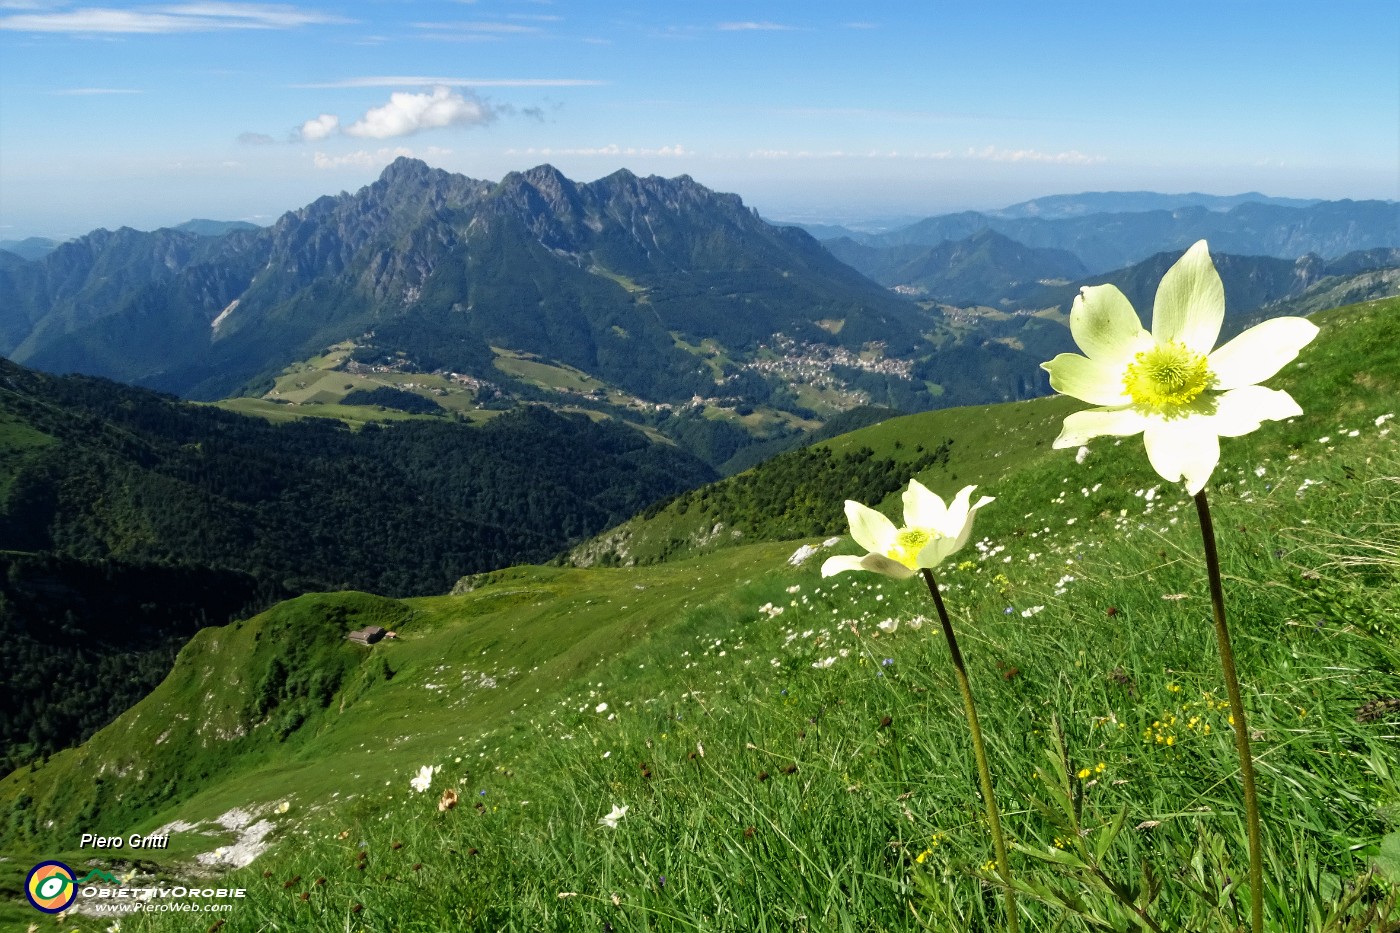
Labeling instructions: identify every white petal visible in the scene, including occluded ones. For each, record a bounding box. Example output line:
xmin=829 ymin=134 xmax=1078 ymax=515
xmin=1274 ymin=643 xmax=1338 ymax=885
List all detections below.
xmin=1042 ymin=353 xmax=1132 ymax=406
xmin=1152 ymin=240 xmax=1224 ymax=355
xmin=947 ymin=494 xmax=993 ymax=556
xmin=935 ymin=485 xmax=976 ymax=540
xmin=1207 ymin=317 xmax=1319 ymax=390
xmin=1143 ymin=416 xmax=1220 ymax=495
xmin=858 ymin=553 xmax=916 ymax=579
xmin=1070 ymin=284 xmax=1150 ymax=363
xmin=902 ymin=478 xmax=948 ymax=529
xmin=1210 ymin=385 xmax=1303 ymax=437
xmin=844 ymin=500 xmax=896 ymax=555
xmin=1053 ymin=407 xmax=1150 ymax=448
xmin=917 ymin=535 xmax=957 ymax=569
xmin=820 ymin=555 xmax=868 ymax=577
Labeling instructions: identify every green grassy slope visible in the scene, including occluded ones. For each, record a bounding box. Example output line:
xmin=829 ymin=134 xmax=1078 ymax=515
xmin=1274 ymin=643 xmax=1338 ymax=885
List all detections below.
xmin=2 ymin=297 xmax=1396 ymax=931
xmin=570 ymin=296 xmax=1397 ymax=570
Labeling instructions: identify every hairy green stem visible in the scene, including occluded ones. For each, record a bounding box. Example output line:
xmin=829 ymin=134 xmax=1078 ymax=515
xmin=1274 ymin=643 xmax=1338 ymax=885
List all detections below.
xmin=921 ymin=568 xmax=1019 ymax=933
xmin=1193 ymin=489 xmax=1264 ymax=933
xmin=1091 ymin=865 xmax=1166 ymax=933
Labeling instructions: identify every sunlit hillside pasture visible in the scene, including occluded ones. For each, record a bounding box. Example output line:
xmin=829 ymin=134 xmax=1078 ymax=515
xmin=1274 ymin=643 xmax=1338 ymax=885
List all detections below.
xmin=3 ymin=298 xmax=1397 ymax=931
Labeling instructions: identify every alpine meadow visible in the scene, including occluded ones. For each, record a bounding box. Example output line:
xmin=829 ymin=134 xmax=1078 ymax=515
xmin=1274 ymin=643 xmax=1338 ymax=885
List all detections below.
xmin=3 ymin=2 xmax=1400 ymax=930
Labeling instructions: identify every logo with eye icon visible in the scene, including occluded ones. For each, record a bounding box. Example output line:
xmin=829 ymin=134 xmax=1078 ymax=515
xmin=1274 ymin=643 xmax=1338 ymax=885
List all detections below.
xmin=26 ymin=861 xmax=78 ymax=913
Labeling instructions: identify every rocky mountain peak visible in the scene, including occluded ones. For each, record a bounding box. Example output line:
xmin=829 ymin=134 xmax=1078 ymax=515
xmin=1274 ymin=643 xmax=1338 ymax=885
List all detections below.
xmin=378 ymin=156 xmax=434 ymax=187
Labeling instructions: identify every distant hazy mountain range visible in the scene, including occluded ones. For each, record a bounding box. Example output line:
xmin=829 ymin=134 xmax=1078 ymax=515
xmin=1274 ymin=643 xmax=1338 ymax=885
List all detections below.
xmin=799 ymin=197 xmax=1399 ymax=273
xmin=824 ymin=229 xmax=1088 ymax=306
xmin=0 ymin=220 xmax=259 ymax=262
xmin=828 ymin=226 xmax=1400 ymax=314
xmin=985 ymin=190 xmax=1322 ymax=219
xmin=0 ymin=237 xmax=65 ymax=262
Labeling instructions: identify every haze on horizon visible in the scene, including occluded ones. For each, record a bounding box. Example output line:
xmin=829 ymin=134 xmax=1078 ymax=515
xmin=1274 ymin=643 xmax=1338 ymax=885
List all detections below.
xmin=1 ymin=0 xmax=1397 ymax=240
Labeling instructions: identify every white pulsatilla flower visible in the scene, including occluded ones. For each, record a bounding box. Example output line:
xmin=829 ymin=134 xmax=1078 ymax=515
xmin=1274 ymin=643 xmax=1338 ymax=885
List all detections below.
xmin=821 ymin=479 xmax=992 ymax=579
xmin=1041 ymin=240 xmax=1317 ymax=494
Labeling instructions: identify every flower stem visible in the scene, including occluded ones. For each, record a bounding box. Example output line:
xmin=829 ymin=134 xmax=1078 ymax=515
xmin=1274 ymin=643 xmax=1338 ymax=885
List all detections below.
xmin=921 ymin=568 xmax=1018 ymax=933
xmin=1193 ymin=489 xmax=1264 ymax=933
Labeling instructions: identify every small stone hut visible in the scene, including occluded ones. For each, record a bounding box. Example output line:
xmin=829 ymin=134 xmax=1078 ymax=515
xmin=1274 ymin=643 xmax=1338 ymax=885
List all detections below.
xmin=347 ymin=625 xmax=387 ymax=646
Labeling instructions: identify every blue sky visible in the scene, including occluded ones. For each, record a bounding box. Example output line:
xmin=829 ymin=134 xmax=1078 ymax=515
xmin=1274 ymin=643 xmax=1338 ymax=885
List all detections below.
xmin=1 ymin=0 xmax=1397 ymax=238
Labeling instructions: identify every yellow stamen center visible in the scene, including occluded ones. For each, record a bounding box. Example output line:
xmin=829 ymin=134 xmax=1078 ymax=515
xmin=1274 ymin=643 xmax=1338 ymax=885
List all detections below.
xmin=887 ymin=526 xmax=940 ymax=569
xmin=1122 ymin=341 xmax=1213 ymax=411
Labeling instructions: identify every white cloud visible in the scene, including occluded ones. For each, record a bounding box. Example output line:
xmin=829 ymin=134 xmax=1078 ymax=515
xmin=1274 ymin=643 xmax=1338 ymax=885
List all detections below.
xmin=0 ymin=3 xmax=351 ymax=33
xmin=506 ymin=144 xmax=687 ymax=158
xmin=962 ymin=146 xmax=1105 ymax=165
xmin=313 ymin=147 xmax=414 ymax=170
xmin=52 ymin=87 xmax=143 ymax=95
xmin=718 ymin=21 xmax=795 ymax=31
xmin=312 ymin=145 xmax=450 ymax=170
xmin=296 ymin=76 xmax=605 ymax=89
xmin=344 ymin=86 xmax=495 ymax=139
xmin=298 ymin=113 xmax=339 ymax=141
xmin=749 ymin=149 xmax=851 ymax=160
xmin=413 ymin=19 xmax=540 ymax=36
xmin=744 ymin=146 xmax=1104 ymax=165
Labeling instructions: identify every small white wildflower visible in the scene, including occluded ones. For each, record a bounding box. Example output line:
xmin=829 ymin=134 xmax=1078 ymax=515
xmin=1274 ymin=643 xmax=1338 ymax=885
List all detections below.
xmin=409 ymin=765 xmax=438 ymax=793
xmin=598 ymin=804 xmax=628 ymax=829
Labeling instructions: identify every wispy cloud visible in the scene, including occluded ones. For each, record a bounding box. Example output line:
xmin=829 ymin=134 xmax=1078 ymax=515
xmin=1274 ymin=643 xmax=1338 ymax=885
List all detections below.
xmin=0 ymin=3 xmax=352 ymax=33
xmin=718 ymin=21 xmax=795 ymax=31
xmin=313 ymin=145 xmax=452 ymax=170
xmin=295 ymin=76 xmax=605 ymax=89
xmin=747 ymin=146 xmax=1106 ymax=165
xmin=52 ymin=87 xmax=143 ymax=95
xmin=413 ymin=19 xmax=541 ymax=40
xmin=237 ymin=131 xmax=276 ymax=145
xmin=749 ymin=149 xmax=857 ymax=160
xmin=506 ymin=144 xmax=688 ymax=158
xmin=963 ymin=146 xmax=1105 ymax=165
xmin=314 ymin=147 xmax=412 ymax=170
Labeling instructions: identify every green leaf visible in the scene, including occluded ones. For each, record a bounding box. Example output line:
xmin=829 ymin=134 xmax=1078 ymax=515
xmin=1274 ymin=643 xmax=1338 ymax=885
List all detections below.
xmin=1373 ymin=830 xmax=1400 ymax=882
xmin=1012 ymin=841 xmax=1089 ymax=869
xmin=1094 ymin=803 xmax=1130 ymax=862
